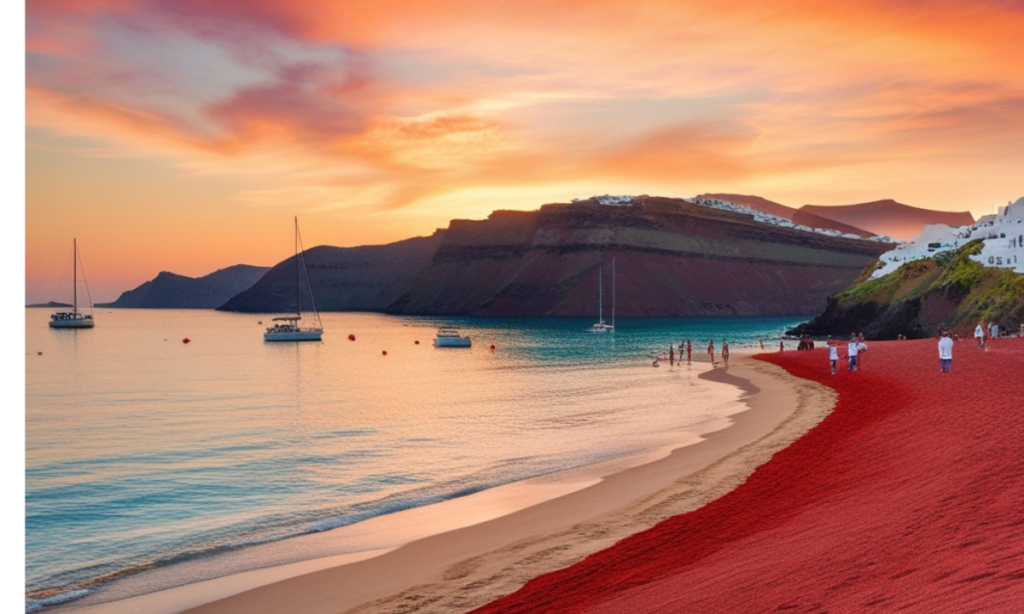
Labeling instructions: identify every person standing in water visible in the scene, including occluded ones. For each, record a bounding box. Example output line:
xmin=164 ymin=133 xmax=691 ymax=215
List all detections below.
xmin=707 ymin=340 xmax=716 ymax=367
xmin=721 ymin=340 xmax=730 ymax=368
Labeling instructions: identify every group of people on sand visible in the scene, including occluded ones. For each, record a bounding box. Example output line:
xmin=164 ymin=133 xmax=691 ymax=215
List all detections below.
xmin=655 ymin=338 xmax=729 ymax=368
xmin=826 ymin=333 xmax=867 ymax=374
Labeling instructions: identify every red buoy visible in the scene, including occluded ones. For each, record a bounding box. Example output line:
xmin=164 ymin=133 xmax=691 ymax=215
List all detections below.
xmin=382 ymin=350 xmax=387 ymax=356
xmin=182 ymin=338 xmax=191 ymax=344
xmin=37 ymin=351 xmax=42 ymax=355
xmin=414 ymin=340 xmax=420 ymax=345
xmin=490 ymin=344 xmax=496 ymax=350
xmin=348 ymin=334 xmax=356 ymax=341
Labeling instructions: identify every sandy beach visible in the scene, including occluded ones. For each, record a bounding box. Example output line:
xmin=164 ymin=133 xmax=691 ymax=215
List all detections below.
xmin=63 ymin=351 xmax=834 ymax=614
xmin=475 ymin=338 xmax=1024 ymax=613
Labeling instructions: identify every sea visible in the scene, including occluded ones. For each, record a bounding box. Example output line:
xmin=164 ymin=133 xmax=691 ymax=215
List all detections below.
xmin=24 ymin=309 xmax=808 ymax=612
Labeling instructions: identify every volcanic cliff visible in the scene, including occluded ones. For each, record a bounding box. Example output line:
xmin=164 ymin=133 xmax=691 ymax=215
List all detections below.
xmin=220 ymin=197 xmax=891 ymax=317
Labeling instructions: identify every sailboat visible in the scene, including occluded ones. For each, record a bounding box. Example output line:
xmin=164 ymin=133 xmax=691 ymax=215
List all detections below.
xmin=589 ymin=258 xmax=615 ymax=333
xmin=49 ymin=238 xmax=95 ymax=329
xmin=264 ymin=217 xmax=324 ymax=342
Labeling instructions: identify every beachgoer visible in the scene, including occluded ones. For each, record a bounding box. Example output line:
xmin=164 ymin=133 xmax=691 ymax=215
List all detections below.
xmin=722 ymin=340 xmax=730 ymax=368
xmin=847 ymin=334 xmax=859 ymax=371
xmin=938 ymin=330 xmax=954 ymax=373
xmin=989 ymin=322 xmax=999 ymax=339
xmin=779 ymin=340 xmax=784 ymax=352
xmin=975 ymin=321 xmax=986 ymax=350
xmin=669 ymin=345 xmax=675 ymax=367
xmin=708 ymin=340 xmax=716 ymax=367
xmin=686 ymin=340 xmax=692 ymax=365
xmin=759 ymin=338 xmax=765 ymax=350
xmin=856 ymin=334 xmax=867 ymax=369
xmin=829 ymin=343 xmax=839 ymax=374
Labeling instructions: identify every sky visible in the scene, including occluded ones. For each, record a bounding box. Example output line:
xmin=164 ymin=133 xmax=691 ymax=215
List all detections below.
xmin=23 ymin=0 xmax=1024 ymax=304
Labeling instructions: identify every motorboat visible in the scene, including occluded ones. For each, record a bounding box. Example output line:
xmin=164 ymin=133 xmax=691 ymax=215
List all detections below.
xmin=434 ymin=328 xmax=471 ymax=347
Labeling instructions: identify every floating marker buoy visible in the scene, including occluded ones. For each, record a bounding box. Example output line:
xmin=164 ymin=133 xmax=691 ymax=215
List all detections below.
xmin=490 ymin=344 xmax=496 ymax=350
xmin=382 ymin=350 xmax=387 ymax=356
xmin=38 ymin=351 xmax=42 ymax=355
xmin=257 ymin=320 xmax=262 ymax=325
xmin=348 ymin=334 xmax=356 ymax=341
xmin=414 ymin=340 xmax=420 ymax=345
xmin=182 ymin=338 xmax=191 ymax=344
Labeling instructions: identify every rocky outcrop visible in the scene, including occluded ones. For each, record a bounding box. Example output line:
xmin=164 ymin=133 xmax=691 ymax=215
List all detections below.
xmin=100 ymin=265 xmax=269 ymax=309
xmin=786 ymin=240 xmax=1024 ymax=339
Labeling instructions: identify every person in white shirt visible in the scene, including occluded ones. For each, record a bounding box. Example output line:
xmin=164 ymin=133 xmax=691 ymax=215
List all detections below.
xmin=938 ymin=330 xmax=954 ymax=373
xmin=829 ymin=342 xmax=839 ymax=374
xmin=975 ymin=322 xmax=986 ymax=349
xmin=847 ymin=334 xmax=859 ymax=371
xmin=856 ymin=333 xmax=867 ymax=369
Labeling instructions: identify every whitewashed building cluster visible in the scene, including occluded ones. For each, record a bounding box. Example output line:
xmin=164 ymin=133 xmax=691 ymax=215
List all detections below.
xmin=870 ymin=197 xmax=1024 ymax=279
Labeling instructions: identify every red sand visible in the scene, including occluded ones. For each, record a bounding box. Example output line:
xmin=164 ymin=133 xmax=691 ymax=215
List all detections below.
xmin=472 ymin=339 xmax=1024 ymax=613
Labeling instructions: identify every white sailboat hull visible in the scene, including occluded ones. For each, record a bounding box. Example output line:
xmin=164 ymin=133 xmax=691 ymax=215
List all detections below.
xmin=49 ymin=317 xmax=95 ymax=329
xmin=264 ymin=329 xmax=323 ymax=342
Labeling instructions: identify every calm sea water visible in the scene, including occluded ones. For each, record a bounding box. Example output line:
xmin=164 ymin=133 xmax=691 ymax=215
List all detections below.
xmin=25 ymin=309 xmax=806 ymax=611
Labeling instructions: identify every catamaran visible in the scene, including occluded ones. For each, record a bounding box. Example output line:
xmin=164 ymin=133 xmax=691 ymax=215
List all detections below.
xmin=264 ymin=217 xmax=323 ymax=342
xmin=49 ymin=238 xmax=95 ymax=329
xmin=590 ymin=258 xmax=615 ymax=333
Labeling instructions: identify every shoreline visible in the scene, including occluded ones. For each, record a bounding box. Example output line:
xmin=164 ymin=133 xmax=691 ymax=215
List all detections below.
xmin=60 ymin=352 xmax=834 ymax=614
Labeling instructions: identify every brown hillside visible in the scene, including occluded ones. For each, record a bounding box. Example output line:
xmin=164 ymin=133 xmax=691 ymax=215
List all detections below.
xmin=800 ymin=200 xmax=975 ymax=242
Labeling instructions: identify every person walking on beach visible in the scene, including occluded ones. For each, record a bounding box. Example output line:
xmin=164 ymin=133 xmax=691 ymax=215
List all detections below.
xmin=707 ymin=340 xmax=716 ymax=367
xmin=856 ymin=334 xmax=867 ymax=369
xmin=759 ymin=338 xmax=765 ymax=350
xmin=686 ymin=339 xmax=692 ymax=365
xmin=669 ymin=344 xmax=675 ymax=367
xmin=975 ymin=321 xmax=986 ymax=349
xmin=829 ymin=342 xmax=839 ymax=374
xmin=721 ymin=340 xmax=730 ymax=368
xmin=847 ymin=334 xmax=859 ymax=371
xmin=938 ymin=330 xmax=954 ymax=373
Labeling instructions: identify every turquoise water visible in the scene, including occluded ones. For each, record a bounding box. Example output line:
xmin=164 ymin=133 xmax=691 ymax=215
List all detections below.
xmin=25 ymin=309 xmax=806 ymax=611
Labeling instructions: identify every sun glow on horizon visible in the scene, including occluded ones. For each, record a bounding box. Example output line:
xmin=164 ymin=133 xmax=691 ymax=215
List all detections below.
xmin=24 ymin=0 xmax=1024 ymax=303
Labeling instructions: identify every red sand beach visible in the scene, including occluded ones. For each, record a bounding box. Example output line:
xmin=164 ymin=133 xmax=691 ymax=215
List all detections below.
xmin=473 ymin=338 xmax=1024 ymax=613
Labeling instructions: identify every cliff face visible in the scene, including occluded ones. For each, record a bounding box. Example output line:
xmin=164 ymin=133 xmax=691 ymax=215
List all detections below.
xmin=383 ymin=198 xmax=889 ymax=317
xmin=101 ymin=264 xmax=269 ymax=309
xmin=219 ymin=198 xmax=892 ymax=317
xmin=787 ymin=241 xmax=1024 ymax=339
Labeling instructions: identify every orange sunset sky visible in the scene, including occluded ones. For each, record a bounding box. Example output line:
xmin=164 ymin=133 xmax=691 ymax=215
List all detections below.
xmin=23 ymin=0 xmax=1024 ymax=304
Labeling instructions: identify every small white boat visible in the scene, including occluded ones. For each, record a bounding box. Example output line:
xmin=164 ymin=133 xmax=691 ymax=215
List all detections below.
xmin=434 ymin=328 xmax=471 ymax=347
xmin=265 ymin=217 xmax=323 ymax=342
xmin=50 ymin=238 xmax=95 ymax=329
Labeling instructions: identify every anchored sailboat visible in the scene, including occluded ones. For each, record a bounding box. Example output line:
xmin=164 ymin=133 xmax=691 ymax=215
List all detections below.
xmin=264 ymin=217 xmax=323 ymax=342
xmin=590 ymin=258 xmax=615 ymax=333
xmin=49 ymin=238 xmax=95 ymax=329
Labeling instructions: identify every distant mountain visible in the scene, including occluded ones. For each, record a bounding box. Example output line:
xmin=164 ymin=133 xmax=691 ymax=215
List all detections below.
xmin=221 ymin=197 xmax=891 ymax=317
xmin=696 ymin=193 xmax=796 ymax=220
xmin=799 ymin=200 xmax=975 ymax=242
xmin=786 ymin=240 xmax=1024 ymax=340
xmin=791 ymin=209 xmax=875 ymax=238
xmin=219 ymin=236 xmax=443 ymax=313
xmin=101 ymin=264 xmax=270 ymax=309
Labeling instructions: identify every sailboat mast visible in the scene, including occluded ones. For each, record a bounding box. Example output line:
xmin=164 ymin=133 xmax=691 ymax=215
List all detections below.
xmin=598 ymin=265 xmax=603 ymax=323
xmin=294 ymin=216 xmax=302 ymax=316
xmin=73 ymin=238 xmax=78 ymax=315
xmin=611 ymin=257 xmax=615 ymax=328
